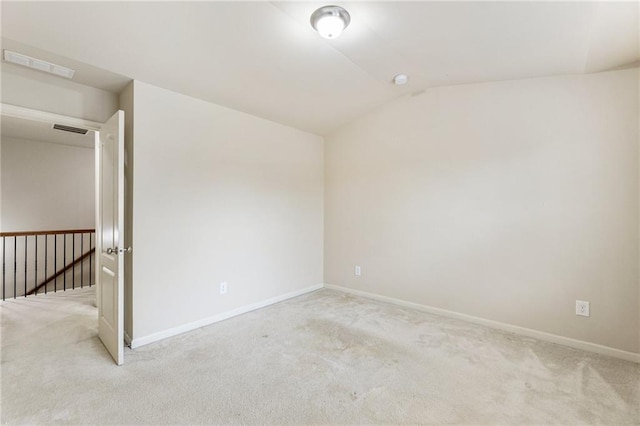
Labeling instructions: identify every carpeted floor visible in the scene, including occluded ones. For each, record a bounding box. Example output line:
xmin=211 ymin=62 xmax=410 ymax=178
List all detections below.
xmin=1 ymin=287 xmax=639 ymax=425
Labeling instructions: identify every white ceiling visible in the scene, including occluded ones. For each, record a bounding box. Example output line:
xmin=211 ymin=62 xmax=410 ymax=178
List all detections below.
xmin=1 ymin=1 xmax=638 ymax=135
xmin=1 ymin=115 xmax=94 ymax=148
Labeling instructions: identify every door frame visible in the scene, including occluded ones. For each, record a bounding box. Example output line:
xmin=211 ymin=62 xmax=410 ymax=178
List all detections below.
xmin=0 ymin=103 xmax=125 ymax=362
xmin=1 ymin=104 xmax=103 ymax=131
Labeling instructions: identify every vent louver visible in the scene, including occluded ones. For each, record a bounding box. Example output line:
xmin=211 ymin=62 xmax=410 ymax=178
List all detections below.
xmin=52 ymin=124 xmax=88 ymax=135
xmin=3 ymin=50 xmax=76 ymax=79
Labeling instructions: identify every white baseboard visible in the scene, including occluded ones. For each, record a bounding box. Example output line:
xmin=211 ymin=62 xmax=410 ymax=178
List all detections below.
xmin=324 ymin=284 xmax=640 ymax=364
xmin=130 ymin=284 xmax=323 ymax=349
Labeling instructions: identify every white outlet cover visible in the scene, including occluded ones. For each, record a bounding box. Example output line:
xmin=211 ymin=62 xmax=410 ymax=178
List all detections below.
xmin=576 ymin=300 xmax=590 ymax=317
xmin=219 ymin=282 xmax=228 ymax=294
xmin=355 ymin=266 xmax=361 ymax=276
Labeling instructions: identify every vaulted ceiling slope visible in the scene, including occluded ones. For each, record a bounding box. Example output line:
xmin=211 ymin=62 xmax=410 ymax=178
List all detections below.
xmin=1 ymin=1 xmax=638 ymax=135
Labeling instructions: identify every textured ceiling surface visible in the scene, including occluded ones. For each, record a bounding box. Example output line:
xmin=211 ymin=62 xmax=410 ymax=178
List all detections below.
xmin=1 ymin=1 xmax=638 ymax=135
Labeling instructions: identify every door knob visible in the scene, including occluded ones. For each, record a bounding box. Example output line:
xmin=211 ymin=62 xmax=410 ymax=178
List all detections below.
xmin=106 ymin=247 xmax=132 ymax=255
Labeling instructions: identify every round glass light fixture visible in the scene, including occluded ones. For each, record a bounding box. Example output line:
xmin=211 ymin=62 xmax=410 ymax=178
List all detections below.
xmin=393 ymin=74 xmax=409 ymax=85
xmin=310 ymin=5 xmax=351 ymax=39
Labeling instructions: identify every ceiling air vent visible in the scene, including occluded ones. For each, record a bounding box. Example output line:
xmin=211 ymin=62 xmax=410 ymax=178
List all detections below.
xmin=52 ymin=124 xmax=89 ymax=135
xmin=3 ymin=50 xmax=75 ymax=79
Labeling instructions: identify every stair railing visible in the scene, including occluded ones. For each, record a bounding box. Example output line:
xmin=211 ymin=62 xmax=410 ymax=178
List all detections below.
xmin=0 ymin=229 xmax=96 ymax=300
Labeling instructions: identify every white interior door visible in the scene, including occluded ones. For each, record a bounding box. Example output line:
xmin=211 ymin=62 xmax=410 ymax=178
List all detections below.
xmin=96 ymin=110 xmax=125 ymax=365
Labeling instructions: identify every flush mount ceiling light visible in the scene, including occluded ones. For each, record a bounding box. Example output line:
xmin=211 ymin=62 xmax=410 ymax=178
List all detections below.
xmin=3 ymin=50 xmax=75 ymax=79
xmin=393 ymin=74 xmax=409 ymax=85
xmin=310 ymin=5 xmax=351 ymax=39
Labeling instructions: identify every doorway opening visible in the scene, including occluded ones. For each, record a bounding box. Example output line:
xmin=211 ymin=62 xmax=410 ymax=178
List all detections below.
xmin=1 ymin=114 xmax=97 ymax=300
xmin=1 ymin=105 xmax=126 ymax=365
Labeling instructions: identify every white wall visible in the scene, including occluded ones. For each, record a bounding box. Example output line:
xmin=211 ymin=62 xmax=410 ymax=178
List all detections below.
xmin=1 ymin=137 xmax=95 ymax=297
xmin=325 ymin=68 xmax=639 ymax=354
xmin=129 ymin=81 xmax=324 ymax=342
xmin=1 ymin=137 xmax=95 ymax=231
xmin=1 ymin=65 xmax=119 ymax=123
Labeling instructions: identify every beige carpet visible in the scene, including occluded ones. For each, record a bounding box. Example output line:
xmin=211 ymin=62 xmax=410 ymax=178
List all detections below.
xmin=1 ymin=287 xmax=639 ymax=425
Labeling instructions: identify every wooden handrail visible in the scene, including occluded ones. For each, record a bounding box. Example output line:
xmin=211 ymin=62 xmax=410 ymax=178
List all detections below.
xmin=0 ymin=229 xmax=95 ymax=237
xmin=27 ymin=248 xmax=95 ymax=296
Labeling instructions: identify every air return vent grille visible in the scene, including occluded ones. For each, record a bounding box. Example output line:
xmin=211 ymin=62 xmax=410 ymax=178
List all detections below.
xmin=52 ymin=124 xmax=89 ymax=135
xmin=3 ymin=50 xmax=75 ymax=79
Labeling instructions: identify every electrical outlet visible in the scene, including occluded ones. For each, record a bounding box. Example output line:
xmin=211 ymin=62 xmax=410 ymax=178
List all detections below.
xmin=355 ymin=265 xmax=361 ymax=276
xmin=219 ymin=282 xmax=228 ymax=295
xmin=576 ymin=300 xmax=589 ymax=317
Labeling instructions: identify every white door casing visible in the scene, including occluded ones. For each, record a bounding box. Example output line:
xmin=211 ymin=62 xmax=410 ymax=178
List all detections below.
xmin=96 ymin=110 xmax=125 ymax=365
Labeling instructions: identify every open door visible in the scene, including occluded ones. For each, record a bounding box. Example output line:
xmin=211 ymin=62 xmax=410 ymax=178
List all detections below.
xmin=96 ymin=110 xmax=125 ymax=365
